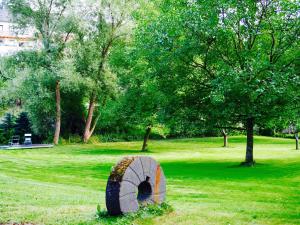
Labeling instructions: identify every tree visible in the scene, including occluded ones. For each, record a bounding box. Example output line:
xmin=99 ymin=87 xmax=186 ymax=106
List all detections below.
xmin=0 ymin=51 xmax=54 ymax=141
xmin=296 ymin=133 xmax=299 ymax=150
xmin=288 ymin=120 xmax=300 ymax=151
xmin=69 ymin=0 xmax=134 ymax=143
xmin=0 ymin=50 xmax=87 ymax=142
xmin=15 ymin=112 xmax=31 ymax=135
xmin=102 ymin=25 xmax=170 ymax=151
xmin=135 ymin=0 xmax=300 ymax=165
xmin=0 ymin=113 xmax=15 ymax=143
xmin=14 ymin=112 xmax=32 ymax=142
xmin=115 ymin=69 xmax=166 ymax=151
xmin=291 ymin=124 xmax=299 ymax=150
xmin=221 ymin=129 xmax=228 ymax=148
xmin=8 ymin=0 xmax=74 ymax=144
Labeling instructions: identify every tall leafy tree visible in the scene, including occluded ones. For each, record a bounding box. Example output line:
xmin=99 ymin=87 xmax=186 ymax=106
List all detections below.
xmin=135 ymin=0 xmax=300 ymax=165
xmin=109 ymin=37 xmax=169 ymax=151
xmin=8 ymin=0 xmax=74 ymax=144
xmin=70 ymin=0 xmax=134 ymax=142
xmin=112 ymin=60 xmax=166 ymax=151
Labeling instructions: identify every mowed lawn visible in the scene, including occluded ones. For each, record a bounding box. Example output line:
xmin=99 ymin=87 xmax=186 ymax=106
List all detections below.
xmin=0 ymin=136 xmax=300 ymax=225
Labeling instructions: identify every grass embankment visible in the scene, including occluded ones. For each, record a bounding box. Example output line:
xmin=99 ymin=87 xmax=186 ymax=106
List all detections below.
xmin=0 ymin=136 xmax=299 ymax=225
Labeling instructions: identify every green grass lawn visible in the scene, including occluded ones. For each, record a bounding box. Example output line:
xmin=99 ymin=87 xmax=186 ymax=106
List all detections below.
xmin=0 ymin=136 xmax=300 ymax=225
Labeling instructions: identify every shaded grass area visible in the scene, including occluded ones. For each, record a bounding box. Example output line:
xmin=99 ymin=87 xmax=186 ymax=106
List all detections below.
xmin=0 ymin=136 xmax=299 ymax=225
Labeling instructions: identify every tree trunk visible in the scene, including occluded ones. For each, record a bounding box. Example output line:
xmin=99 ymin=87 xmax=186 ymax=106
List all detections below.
xmin=53 ymin=80 xmax=61 ymax=145
xmin=243 ymin=118 xmax=255 ymax=166
xmin=142 ymin=126 xmax=152 ymax=152
xmin=222 ymin=129 xmax=228 ymax=147
xmin=295 ymin=133 xmax=299 ymax=150
xmin=83 ymin=96 xmax=96 ymax=143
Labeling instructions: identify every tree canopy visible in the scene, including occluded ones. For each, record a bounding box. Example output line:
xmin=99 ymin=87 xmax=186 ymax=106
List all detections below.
xmin=132 ymin=0 xmax=300 ymax=163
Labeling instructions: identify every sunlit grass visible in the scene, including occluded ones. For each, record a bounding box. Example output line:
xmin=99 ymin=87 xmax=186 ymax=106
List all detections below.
xmin=0 ymin=136 xmax=299 ymax=225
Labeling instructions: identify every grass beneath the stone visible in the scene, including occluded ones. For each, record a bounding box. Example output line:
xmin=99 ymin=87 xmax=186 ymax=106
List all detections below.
xmin=96 ymin=202 xmax=173 ymax=225
xmin=0 ymin=136 xmax=299 ymax=225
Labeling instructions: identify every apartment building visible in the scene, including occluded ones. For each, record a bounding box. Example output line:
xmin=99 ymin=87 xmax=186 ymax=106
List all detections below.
xmin=0 ymin=0 xmax=38 ymax=56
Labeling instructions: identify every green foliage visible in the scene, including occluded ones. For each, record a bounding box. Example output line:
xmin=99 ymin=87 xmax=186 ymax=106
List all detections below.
xmin=100 ymin=37 xmax=168 ymax=137
xmin=69 ymin=0 xmax=134 ymax=98
xmin=0 ymin=113 xmax=15 ymax=143
xmin=64 ymin=0 xmax=137 ymax=142
xmin=131 ymin=0 xmax=300 ymax=145
xmin=70 ymin=19 xmax=118 ymax=101
xmin=0 ymin=51 xmax=86 ymax=141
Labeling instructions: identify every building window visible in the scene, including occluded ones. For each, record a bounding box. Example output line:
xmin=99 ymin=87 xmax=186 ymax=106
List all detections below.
xmin=9 ymin=25 xmax=15 ymax=34
xmin=0 ymin=25 xmax=3 ymax=32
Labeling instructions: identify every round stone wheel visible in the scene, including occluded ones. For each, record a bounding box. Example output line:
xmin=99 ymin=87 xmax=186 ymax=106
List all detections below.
xmin=105 ymin=156 xmax=166 ymax=215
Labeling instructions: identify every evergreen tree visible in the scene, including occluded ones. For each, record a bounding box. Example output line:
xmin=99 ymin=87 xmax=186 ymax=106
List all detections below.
xmin=15 ymin=112 xmax=32 ymax=141
xmin=0 ymin=113 xmax=15 ymax=143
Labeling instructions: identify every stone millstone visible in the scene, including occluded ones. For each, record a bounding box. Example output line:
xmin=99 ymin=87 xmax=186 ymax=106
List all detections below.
xmin=105 ymin=156 xmax=166 ymax=215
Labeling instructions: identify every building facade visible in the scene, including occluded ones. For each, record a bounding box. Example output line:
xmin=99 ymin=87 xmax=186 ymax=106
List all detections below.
xmin=0 ymin=0 xmax=38 ymax=56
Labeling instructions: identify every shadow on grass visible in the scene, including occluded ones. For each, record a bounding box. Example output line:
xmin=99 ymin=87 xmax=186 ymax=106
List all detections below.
xmin=161 ymin=160 xmax=299 ymax=181
xmin=73 ymin=149 xmax=142 ymax=156
xmin=227 ymin=162 xmax=266 ymax=168
xmin=23 ymin=158 xmax=299 ymax=185
xmin=228 ymin=136 xmax=294 ymax=145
